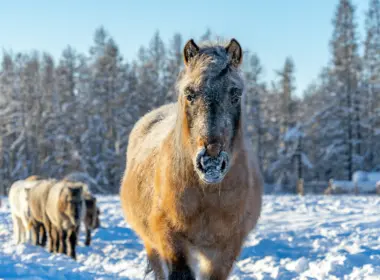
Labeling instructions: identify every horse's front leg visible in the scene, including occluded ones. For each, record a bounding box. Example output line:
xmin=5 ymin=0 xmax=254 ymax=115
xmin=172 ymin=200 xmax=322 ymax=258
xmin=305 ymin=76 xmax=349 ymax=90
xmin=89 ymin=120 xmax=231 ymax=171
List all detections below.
xmin=198 ymin=243 xmax=242 ymax=280
xmin=67 ymin=228 xmax=77 ymax=260
xmin=31 ymin=221 xmax=40 ymax=246
xmin=144 ymin=243 xmax=167 ymax=280
xmin=84 ymin=225 xmax=91 ymax=246
xmin=58 ymin=229 xmax=67 ymax=254
xmin=150 ymin=212 xmax=195 ymax=280
xmin=52 ymin=226 xmax=60 ymax=253
xmin=44 ymin=218 xmax=54 ymax=253
xmin=40 ymin=223 xmax=47 ymax=247
xmin=168 ymin=254 xmax=195 ymax=280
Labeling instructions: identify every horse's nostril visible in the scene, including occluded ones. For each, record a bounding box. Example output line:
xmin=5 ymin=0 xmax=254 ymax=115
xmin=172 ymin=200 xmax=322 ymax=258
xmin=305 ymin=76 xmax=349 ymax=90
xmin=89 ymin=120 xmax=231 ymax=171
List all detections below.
xmin=206 ymin=143 xmax=221 ymax=157
xmin=221 ymin=160 xmax=226 ymax=171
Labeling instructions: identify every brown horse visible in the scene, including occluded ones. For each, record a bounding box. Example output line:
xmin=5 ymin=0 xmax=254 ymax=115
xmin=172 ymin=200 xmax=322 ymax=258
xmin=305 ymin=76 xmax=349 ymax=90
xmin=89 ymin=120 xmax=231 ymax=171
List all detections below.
xmin=120 ymin=38 xmax=263 ymax=279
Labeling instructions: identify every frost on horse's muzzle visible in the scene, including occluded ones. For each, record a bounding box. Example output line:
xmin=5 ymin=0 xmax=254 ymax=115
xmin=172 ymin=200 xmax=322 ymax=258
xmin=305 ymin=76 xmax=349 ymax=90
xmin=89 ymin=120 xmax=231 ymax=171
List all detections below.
xmin=195 ymin=148 xmax=230 ymax=184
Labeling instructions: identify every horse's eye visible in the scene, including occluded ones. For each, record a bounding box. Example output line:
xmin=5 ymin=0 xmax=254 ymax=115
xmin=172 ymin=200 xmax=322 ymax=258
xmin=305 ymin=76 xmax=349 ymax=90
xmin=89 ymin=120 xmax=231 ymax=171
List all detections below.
xmin=231 ymin=96 xmax=240 ymax=105
xmin=187 ymin=94 xmax=196 ymax=102
xmin=230 ymin=88 xmax=242 ymax=105
xmin=185 ymin=88 xmax=196 ymax=103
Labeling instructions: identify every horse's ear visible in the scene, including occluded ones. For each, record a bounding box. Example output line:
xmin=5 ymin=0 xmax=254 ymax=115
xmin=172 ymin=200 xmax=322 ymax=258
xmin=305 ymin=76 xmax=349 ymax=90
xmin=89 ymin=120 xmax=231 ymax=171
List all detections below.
xmin=183 ymin=39 xmax=199 ymax=66
xmin=225 ymin=38 xmax=243 ymax=67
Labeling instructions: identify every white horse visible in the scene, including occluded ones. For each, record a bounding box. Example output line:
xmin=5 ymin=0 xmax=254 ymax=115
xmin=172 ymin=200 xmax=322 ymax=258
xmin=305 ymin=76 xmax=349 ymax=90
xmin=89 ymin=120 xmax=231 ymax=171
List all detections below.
xmin=9 ymin=180 xmax=40 ymax=244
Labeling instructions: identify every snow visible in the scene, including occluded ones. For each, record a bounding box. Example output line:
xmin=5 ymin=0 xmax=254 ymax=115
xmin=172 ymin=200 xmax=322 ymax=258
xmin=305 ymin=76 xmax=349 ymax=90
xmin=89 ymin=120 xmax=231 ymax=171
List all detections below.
xmin=367 ymin=173 xmax=380 ymax=183
xmin=301 ymin=153 xmax=314 ymax=169
xmin=330 ymin=180 xmax=376 ymax=194
xmin=356 ymin=181 xmax=378 ymax=193
xmin=353 ymin=171 xmax=380 ymax=184
xmin=353 ymin=171 xmax=368 ymax=183
xmin=330 ymin=180 xmax=355 ymax=191
xmin=283 ymin=126 xmax=303 ymax=142
xmin=1 ymin=195 xmax=380 ymax=279
xmin=351 ymin=171 xmax=380 ymax=193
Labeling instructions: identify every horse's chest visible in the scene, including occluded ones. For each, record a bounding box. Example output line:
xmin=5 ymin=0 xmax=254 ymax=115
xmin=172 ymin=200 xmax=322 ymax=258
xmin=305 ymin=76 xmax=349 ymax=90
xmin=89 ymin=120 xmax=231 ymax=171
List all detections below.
xmin=187 ymin=206 xmax=242 ymax=246
xmin=178 ymin=187 xmax=243 ymax=214
xmin=179 ymin=189 xmax=246 ymax=246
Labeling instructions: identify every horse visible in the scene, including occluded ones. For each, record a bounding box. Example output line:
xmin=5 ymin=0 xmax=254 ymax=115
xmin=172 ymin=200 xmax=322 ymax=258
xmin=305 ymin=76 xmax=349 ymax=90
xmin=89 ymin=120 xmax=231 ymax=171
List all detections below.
xmin=8 ymin=179 xmax=39 ymax=244
xmin=45 ymin=180 xmax=85 ymax=259
xmin=120 ymin=38 xmax=263 ymax=279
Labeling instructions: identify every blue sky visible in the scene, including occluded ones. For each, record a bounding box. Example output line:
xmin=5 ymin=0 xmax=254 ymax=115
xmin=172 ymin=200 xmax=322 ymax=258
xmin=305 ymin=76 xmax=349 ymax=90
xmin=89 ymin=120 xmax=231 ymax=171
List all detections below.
xmin=0 ymin=0 xmax=369 ymax=96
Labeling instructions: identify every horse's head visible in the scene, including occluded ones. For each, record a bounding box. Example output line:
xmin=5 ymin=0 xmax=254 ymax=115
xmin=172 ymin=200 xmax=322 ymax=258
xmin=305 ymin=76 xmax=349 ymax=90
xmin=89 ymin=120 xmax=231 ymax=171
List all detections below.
xmin=60 ymin=182 xmax=84 ymax=224
xmin=177 ymin=38 xmax=244 ymax=184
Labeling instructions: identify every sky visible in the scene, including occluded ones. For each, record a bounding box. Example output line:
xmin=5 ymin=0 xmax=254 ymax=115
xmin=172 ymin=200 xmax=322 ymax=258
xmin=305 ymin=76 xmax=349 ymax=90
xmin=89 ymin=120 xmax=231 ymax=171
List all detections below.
xmin=0 ymin=0 xmax=370 ymax=97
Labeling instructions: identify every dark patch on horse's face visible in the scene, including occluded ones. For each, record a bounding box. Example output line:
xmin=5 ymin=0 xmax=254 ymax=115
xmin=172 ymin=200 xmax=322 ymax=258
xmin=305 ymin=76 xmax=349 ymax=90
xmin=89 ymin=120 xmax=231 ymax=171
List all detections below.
xmin=184 ymin=71 xmax=241 ymax=150
xmin=183 ymin=67 xmax=243 ymax=184
xmin=65 ymin=186 xmax=83 ymax=222
xmin=181 ymin=39 xmax=244 ymax=184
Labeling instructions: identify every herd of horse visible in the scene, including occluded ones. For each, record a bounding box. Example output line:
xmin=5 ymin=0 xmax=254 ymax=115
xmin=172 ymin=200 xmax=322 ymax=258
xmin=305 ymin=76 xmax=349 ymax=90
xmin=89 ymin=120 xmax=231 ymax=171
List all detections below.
xmin=9 ymin=175 xmax=100 ymax=260
xmin=8 ymin=38 xmax=263 ymax=279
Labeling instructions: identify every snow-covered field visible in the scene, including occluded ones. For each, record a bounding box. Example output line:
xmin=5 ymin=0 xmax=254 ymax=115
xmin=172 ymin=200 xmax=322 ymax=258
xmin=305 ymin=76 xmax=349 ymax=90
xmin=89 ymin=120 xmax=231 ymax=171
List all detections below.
xmin=1 ymin=195 xmax=379 ymax=280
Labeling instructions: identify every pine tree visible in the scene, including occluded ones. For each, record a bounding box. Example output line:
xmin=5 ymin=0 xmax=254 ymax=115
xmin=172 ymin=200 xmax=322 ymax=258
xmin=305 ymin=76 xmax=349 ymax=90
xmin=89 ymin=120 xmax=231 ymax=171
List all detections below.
xmin=330 ymin=0 xmax=361 ymax=180
xmin=271 ymin=57 xmax=297 ymax=191
xmin=277 ymin=57 xmax=296 ymax=133
xmin=148 ymin=31 xmax=166 ymax=107
xmin=84 ymin=27 xmax=128 ymax=192
xmin=244 ymin=53 xmax=265 ymax=166
xmin=200 ymin=28 xmax=212 ymax=41
xmin=0 ymin=52 xmax=15 ymax=192
xmin=163 ymin=33 xmax=183 ymax=102
xmin=363 ymin=0 xmax=380 ymax=170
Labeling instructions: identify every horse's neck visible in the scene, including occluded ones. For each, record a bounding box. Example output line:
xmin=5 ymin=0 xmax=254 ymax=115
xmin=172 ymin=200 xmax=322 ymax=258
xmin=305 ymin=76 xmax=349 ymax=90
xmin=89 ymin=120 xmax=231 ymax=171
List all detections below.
xmin=164 ymin=120 xmax=194 ymax=179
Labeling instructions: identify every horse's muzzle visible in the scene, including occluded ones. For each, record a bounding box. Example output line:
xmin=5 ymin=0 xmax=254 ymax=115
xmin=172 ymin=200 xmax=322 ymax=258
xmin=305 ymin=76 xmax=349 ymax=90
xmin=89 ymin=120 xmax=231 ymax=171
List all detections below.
xmin=195 ymin=148 xmax=230 ymax=184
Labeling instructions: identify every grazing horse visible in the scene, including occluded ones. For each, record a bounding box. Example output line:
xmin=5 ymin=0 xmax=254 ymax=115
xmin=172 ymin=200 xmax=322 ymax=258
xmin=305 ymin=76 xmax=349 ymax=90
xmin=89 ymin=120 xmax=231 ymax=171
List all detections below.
xmin=120 ymin=38 xmax=263 ymax=279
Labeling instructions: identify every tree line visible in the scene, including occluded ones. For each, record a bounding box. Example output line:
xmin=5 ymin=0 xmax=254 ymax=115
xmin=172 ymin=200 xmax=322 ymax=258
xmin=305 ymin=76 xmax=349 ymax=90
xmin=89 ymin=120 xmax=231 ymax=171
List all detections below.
xmin=0 ymin=0 xmax=379 ymax=194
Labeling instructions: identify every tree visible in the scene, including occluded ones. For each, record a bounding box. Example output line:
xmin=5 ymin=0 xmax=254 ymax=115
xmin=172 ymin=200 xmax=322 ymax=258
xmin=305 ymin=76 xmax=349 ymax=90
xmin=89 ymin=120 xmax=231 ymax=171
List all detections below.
xmin=330 ymin=0 xmax=361 ymax=180
xmin=277 ymin=57 xmax=296 ymax=132
xmin=0 ymin=52 xmax=15 ymax=192
xmin=163 ymin=33 xmax=183 ymax=102
xmin=271 ymin=57 xmax=297 ymax=191
xmin=244 ymin=53 xmax=265 ymax=166
xmin=84 ymin=27 xmax=128 ymax=192
xmin=362 ymin=0 xmax=380 ymax=170
xmin=200 ymin=28 xmax=212 ymax=41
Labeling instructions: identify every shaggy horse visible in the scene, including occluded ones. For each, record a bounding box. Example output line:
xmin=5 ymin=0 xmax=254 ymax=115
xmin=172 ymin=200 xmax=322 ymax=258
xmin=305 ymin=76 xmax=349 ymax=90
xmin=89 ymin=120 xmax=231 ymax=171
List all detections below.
xmin=27 ymin=179 xmax=58 ymax=247
xmin=9 ymin=180 xmax=39 ymax=244
xmin=82 ymin=190 xmax=100 ymax=246
xmin=45 ymin=180 xmax=85 ymax=259
xmin=120 ymin=39 xmax=263 ymax=279
xmin=63 ymin=175 xmax=101 ymax=246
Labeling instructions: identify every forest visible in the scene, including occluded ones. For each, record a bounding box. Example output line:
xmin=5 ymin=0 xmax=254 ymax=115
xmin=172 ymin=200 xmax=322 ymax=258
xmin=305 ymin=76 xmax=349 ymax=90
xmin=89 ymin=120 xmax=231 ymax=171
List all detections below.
xmin=0 ymin=0 xmax=379 ymax=194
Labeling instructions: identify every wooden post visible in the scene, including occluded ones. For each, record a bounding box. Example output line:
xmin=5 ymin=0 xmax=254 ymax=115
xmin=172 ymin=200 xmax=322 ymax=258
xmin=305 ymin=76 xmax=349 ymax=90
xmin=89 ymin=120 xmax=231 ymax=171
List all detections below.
xmin=325 ymin=179 xmax=333 ymax=195
xmin=354 ymin=182 xmax=359 ymax=195
xmin=297 ymin=178 xmax=304 ymax=196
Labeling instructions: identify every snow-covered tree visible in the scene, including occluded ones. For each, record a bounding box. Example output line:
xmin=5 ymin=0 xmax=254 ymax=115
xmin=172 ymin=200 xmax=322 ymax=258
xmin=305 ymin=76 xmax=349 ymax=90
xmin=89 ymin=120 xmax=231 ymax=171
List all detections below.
xmin=330 ymin=0 xmax=362 ymax=180
xmin=244 ymin=52 xmax=265 ymax=166
xmin=362 ymin=0 xmax=380 ymax=170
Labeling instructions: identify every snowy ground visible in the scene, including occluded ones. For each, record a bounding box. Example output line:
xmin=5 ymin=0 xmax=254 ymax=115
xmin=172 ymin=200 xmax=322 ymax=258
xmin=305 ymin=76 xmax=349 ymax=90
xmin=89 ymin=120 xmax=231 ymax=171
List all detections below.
xmin=1 ymin=195 xmax=380 ymax=280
